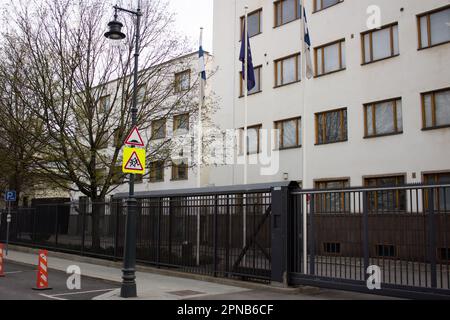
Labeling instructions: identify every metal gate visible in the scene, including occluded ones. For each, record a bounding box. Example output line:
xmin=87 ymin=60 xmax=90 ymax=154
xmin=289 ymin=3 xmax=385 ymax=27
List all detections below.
xmin=288 ymin=184 xmax=450 ymax=299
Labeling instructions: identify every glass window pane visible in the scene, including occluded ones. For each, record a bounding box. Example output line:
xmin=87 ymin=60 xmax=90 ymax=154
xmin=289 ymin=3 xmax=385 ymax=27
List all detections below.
xmin=317 ymin=114 xmax=324 ymax=144
xmin=392 ymin=25 xmax=399 ymax=55
xmin=372 ymin=28 xmax=391 ymax=61
xmin=435 ymin=90 xmax=450 ymax=127
xmin=375 ymin=102 xmax=395 ymax=135
xmin=325 ymin=111 xmax=339 ymax=142
xmin=364 ymin=34 xmax=371 ymax=63
xmin=323 ymin=43 xmax=340 ymax=73
xmin=282 ymin=0 xmax=296 ymax=24
xmin=424 ymin=94 xmax=433 ymax=128
xmin=248 ymin=128 xmax=259 ymax=153
xmin=366 ymin=106 xmax=374 ymax=136
xmin=396 ymin=100 xmax=403 ymax=132
xmin=430 ymin=8 xmax=450 ymax=46
xmin=317 ymin=49 xmax=323 ymax=75
xmin=341 ymin=42 xmax=346 ymax=68
xmin=420 ymin=16 xmax=429 ymax=48
xmin=283 ymin=119 xmax=297 ymax=148
xmin=249 ymin=68 xmax=260 ymax=94
xmin=322 ymin=0 xmax=339 ymax=10
xmin=282 ymin=56 xmax=296 ymax=84
xmin=248 ymin=12 xmax=260 ymax=37
xmin=276 ymin=61 xmax=282 ymax=86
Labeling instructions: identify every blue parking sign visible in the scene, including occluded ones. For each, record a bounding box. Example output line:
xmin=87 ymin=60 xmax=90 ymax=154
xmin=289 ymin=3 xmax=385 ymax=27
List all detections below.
xmin=5 ymin=191 xmax=16 ymax=202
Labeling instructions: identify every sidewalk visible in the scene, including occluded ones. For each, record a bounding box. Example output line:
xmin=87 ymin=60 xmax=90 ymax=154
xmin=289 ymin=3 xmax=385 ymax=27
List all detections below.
xmin=3 ymin=248 xmax=398 ymax=300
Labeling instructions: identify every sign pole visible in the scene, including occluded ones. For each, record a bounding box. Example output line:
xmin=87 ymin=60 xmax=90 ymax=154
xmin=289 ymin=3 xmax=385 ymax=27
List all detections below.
xmin=6 ymin=201 xmax=10 ymax=256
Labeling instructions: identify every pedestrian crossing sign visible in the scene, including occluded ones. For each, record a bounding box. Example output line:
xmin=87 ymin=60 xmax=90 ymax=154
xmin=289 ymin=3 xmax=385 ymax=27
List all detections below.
xmin=122 ymin=148 xmax=146 ymax=175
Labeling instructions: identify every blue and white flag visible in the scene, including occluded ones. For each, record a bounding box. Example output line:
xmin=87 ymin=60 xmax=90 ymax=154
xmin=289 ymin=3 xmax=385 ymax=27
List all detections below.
xmin=199 ymin=29 xmax=206 ymax=81
xmin=239 ymin=26 xmax=256 ymax=91
xmin=303 ymin=8 xmax=313 ymax=79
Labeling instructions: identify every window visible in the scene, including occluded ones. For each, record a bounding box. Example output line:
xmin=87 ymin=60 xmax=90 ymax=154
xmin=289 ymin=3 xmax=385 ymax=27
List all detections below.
xmin=151 ymin=119 xmax=166 ymax=140
xmin=362 ymin=23 xmax=399 ymax=64
xmin=240 ymin=9 xmax=262 ymax=38
xmin=172 ymin=159 xmax=188 ymax=181
xmin=314 ymin=0 xmax=343 ymax=12
xmin=174 ymin=70 xmax=190 ymax=93
xmin=149 ymin=161 xmax=165 ymax=183
xmin=422 ymin=88 xmax=450 ymax=129
xmin=323 ymin=242 xmax=341 ymax=255
xmin=418 ymin=5 xmax=450 ymax=49
xmin=274 ymin=0 xmax=301 ymax=27
xmin=439 ymin=248 xmax=450 ymax=261
xmin=275 ymin=117 xmax=301 ymax=149
xmin=424 ymin=172 xmax=450 ymax=211
xmin=275 ymin=53 xmax=301 ymax=87
xmin=364 ymin=98 xmax=403 ymax=138
xmin=98 ymin=95 xmax=111 ymax=113
xmin=315 ymin=179 xmax=350 ymax=213
xmin=173 ymin=113 xmax=190 ymax=135
xmin=365 ymin=175 xmax=406 ymax=212
xmin=240 ymin=66 xmax=262 ymax=96
xmin=315 ymin=39 xmax=346 ymax=76
xmin=240 ymin=125 xmax=262 ymax=155
xmin=315 ymin=108 xmax=348 ymax=145
xmin=376 ymin=245 xmax=396 ymax=258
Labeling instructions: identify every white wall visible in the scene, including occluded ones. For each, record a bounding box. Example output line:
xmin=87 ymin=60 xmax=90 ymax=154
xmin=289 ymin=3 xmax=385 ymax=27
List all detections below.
xmin=209 ymin=0 xmax=450 ymax=188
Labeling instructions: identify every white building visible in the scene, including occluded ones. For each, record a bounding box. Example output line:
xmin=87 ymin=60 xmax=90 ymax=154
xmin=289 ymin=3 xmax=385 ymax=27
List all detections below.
xmin=208 ymin=0 xmax=450 ymax=190
xmin=70 ymin=51 xmax=214 ymax=201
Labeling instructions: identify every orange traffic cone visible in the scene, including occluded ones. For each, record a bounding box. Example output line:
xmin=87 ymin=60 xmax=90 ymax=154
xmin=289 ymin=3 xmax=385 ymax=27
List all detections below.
xmin=32 ymin=250 xmax=52 ymax=290
xmin=0 ymin=243 xmax=5 ymax=278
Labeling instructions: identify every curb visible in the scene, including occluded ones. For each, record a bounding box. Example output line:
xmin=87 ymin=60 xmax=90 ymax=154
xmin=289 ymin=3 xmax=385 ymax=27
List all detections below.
xmin=7 ymin=244 xmax=319 ymax=295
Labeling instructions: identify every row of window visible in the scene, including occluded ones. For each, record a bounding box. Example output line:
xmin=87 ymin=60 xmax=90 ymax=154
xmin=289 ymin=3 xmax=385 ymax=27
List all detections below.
xmin=313 ymin=172 xmax=450 ymax=213
xmin=240 ymin=4 xmax=450 ymax=91
xmin=242 ymin=87 xmax=450 ymax=153
xmin=243 ymin=0 xmax=344 ymax=36
xmin=103 ymin=159 xmax=189 ymax=186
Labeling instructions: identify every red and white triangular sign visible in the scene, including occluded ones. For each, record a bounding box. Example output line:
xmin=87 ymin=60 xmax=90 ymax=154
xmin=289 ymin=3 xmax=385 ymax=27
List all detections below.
xmin=124 ymin=151 xmax=144 ymax=172
xmin=124 ymin=127 xmax=145 ymax=147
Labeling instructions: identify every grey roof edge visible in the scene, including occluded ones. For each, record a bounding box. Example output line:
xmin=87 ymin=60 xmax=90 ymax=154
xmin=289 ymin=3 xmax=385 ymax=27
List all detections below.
xmin=112 ymin=181 xmax=299 ymax=199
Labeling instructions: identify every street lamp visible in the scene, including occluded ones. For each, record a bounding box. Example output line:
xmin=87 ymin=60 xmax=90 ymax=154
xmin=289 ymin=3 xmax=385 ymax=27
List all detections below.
xmin=105 ymin=3 xmax=142 ymax=299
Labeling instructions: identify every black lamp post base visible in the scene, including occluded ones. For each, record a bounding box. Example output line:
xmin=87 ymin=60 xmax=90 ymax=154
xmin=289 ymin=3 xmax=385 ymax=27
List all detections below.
xmin=120 ymin=281 xmax=137 ymax=298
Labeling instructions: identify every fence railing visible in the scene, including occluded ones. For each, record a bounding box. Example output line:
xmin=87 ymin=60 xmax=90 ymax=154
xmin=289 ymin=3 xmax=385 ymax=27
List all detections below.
xmin=1 ymin=182 xmax=449 ymax=298
xmin=288 ymin=183 xmax=450 ymax=297
xmin=0 ymin=183 xmax=283 ymax=282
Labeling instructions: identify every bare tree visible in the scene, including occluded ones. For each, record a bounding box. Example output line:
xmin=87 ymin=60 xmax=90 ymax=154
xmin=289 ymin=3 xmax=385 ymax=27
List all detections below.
xmin=0 ymin=0 xmax=215 ymax=248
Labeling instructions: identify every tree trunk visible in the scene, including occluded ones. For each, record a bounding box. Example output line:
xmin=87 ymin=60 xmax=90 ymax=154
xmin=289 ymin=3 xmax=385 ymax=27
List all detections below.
xmin=90 ymin=197 xmax=105 ymax=251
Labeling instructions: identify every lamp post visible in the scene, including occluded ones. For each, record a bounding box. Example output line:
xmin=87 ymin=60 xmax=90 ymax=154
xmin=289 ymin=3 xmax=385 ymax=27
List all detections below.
xmin=105 ymin=2 xmax=142 ymax=299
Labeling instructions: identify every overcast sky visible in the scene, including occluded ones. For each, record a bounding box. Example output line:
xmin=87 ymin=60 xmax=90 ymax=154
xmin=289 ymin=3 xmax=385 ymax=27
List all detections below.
xmin=0 ymin=0 xmax=214 ymax=52
xmin=169 ymin=0 xmax=214 ymax=52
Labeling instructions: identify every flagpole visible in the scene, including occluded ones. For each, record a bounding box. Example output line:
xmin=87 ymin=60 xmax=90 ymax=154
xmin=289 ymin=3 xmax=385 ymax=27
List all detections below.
xmin=243 ymin=5 xmax=249 ymax=263
xmin=197 ymin=27 xmax=205 ymax=266
xmin=198 ymin=27 xmax=204 ymax=189
xmin=301 ymin=0 xmax=308 ymax=276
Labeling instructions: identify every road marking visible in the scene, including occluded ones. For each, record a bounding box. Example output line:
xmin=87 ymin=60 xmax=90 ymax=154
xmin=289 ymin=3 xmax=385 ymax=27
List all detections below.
xmin=39 ymin=294 xmax=67 ymax=301
xmin=49 ymin=289 xmax=118 ymax=297
xmin=4 ymin=271 xmax=24 ymax=275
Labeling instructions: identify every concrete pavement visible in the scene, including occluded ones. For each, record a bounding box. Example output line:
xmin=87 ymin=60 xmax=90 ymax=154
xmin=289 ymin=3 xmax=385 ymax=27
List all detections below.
xmin=2 ymin=248 xmax=398 ymax=300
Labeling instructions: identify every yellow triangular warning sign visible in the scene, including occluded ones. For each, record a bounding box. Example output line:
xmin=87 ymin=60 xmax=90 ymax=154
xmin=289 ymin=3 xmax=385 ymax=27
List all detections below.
xmin=122 ymin=148 xmax=146 ymax=175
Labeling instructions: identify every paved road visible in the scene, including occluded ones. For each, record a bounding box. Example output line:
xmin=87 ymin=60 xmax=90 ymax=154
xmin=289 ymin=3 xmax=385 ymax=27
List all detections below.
xmin=0 ymin=261 xmax=119 ymax=300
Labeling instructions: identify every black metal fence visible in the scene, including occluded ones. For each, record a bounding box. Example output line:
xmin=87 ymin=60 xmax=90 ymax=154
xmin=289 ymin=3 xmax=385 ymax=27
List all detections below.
xmin=1 ymin=182 xmax=450 ymax=298
xmin=0 ymin=184 xmax=276 ymax=282
xmin=288 ymin=184 xmax=450 ymax=298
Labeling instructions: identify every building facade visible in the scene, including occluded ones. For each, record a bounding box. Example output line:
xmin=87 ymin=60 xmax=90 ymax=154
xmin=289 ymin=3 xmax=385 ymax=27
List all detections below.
xmin=208 ymin=0 xmax=450 ymax=189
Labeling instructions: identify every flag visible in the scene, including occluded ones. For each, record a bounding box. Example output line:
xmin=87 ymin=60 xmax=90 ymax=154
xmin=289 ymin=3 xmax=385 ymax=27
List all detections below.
xmin=303 ymin=8 xmax=313 ymax=79
xmin=239 ymin=26 xmax=256 ymax=91
xmin=199 ymin=30 xmax=206 ymax=81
